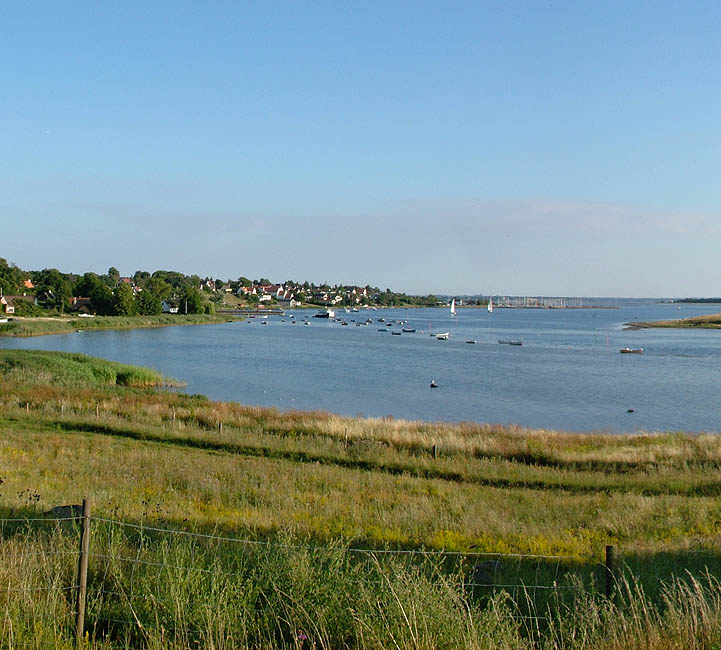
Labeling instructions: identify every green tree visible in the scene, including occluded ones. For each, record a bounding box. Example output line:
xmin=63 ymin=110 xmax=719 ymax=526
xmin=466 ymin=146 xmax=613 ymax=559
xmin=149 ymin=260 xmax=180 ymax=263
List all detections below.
xmin=107 ymin=267 xmax=120 ymax=287
xmin=0 ymin=258 xmax=23 ymax=294
xmin=35 ymin=268 xmax=72 ymax=312
xmin=136 ymin=290 xmax=162 ymax=315
xmin=146 ymin=277 xmax=172 ymax=302
xmin=179 ymin=287 xmax=204 ymax=314
xmin=112 ymin=283 xmax=137 ymax=316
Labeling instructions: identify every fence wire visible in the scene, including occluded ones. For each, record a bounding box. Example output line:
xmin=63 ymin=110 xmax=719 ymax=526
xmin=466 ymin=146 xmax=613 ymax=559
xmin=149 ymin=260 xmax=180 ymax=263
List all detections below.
xmin=2 ymin=513 xmax=721 ymax=646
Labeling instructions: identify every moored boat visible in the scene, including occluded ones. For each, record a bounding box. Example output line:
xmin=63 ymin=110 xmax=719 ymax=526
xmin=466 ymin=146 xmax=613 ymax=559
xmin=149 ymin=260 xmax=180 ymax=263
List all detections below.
xmin=620 ymin=347 xmax=644 ymax=353
xmin=435 ymin=332 xmax=450 ymax=340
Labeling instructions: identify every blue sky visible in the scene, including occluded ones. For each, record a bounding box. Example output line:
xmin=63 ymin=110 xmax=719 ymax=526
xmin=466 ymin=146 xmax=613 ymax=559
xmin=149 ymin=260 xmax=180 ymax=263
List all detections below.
xmin=2 ymin=1 xmax=720 ymax=296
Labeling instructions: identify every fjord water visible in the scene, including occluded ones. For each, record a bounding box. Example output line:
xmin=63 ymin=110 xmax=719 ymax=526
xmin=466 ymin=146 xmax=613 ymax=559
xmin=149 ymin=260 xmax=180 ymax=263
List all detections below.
xmin=5 ymin=300 xmax=721 ymax=433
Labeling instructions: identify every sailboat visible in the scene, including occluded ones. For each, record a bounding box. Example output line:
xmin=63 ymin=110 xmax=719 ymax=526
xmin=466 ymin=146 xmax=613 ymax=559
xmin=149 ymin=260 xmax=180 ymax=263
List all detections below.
xmin=487 ymin=297 xmax=493 ymax=313
xmin=450 ymin=298 xmax=456 ymax=316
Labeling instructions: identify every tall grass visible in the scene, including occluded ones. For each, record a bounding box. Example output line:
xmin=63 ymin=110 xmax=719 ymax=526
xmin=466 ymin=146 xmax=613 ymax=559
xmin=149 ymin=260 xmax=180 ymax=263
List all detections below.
xmin=3 ymin=519 xmax=721 ymax=649
xmin=0 ymin=350 xmax=180 ymax=387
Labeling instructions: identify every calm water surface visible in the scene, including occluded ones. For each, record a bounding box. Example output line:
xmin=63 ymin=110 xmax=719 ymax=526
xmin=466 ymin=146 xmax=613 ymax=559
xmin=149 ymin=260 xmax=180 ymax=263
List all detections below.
xmin=3 ymin=300 xmax=721 ymax=433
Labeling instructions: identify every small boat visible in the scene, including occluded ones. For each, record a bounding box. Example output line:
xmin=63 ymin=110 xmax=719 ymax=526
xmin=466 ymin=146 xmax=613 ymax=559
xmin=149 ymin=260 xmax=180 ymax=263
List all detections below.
xmin=261 ymin=320 xmax=268 ymax=325
xmin=386 ymin=322 xmax=392 ymax=327
xmin=314 ymin=309 xmax=335 ymax=318
xmin=402 ymin=328 xmax=416 ymax=333
xmin=430 ymin=380 xmax=438 ymax=388
xmin=450 ymin=298 xmax=456 ymax=316
xmin=466 ymin=339 xmax=476 ymax=344
xmin=378 ymin=328 xmax=387 ymax=332
xmin=341 ymin=321 xmax=348 ymax=325
xmin=620 ymin=347 xmax=644 ymax=354
xmin=391 ymin=331 xmax=402 ymax=335
xmin=436 ymin=332 xmax=450 ymax=340
xmin=488 ymin=297 xmax=493 ymax=313
xmin=498 ymin=339 xmax=522 ymax=346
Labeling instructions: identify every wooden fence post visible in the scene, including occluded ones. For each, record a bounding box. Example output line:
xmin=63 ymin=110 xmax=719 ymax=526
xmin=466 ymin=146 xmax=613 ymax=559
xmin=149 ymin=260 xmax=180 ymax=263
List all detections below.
xmin=605 ymin=544 xmax=616 ymax=603
xmin=432 ymin=444 xmax=438 ymax=459
xmin=75 ymin=498 xmax=91 ymax=646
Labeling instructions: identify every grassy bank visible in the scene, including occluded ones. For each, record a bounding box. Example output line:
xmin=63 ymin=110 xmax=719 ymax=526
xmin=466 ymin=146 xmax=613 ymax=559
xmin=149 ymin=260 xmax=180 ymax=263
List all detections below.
xmin=629 ymin=313 xmax=721 ymax=329
xmin=0 ymin=313 xmax=238 ymax=337
xmin=2 ymin=350 xmax=721 ymax=648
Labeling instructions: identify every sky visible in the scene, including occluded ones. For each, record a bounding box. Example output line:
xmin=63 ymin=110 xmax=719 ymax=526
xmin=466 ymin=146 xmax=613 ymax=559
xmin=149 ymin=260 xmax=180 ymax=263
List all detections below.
xmin=2 ymin=1 xmax=720 ymax=297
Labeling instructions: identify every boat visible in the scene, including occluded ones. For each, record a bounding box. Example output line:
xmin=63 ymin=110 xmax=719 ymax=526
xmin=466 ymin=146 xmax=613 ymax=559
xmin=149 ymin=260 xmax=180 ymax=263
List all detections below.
xmin=498 ymin=339 xmax=522 ymax=346
xmin=435 ymin=332 xmax=450 ymax=340
xmin=466 ymin=339 xmax=476 ymax=344
xmin=314 ymin=309 xmax=335 ymax=318
xmin=488 ymin=297 xmax=493 ymax=313
xmin=450 ymin=298 xmax=456 ymax=316
xmin=620 ymin=347 xmax=644 ymax=354
xmin=402 ymin=328 xmax=416 ymax=333
xmin=391 ymin=331 xmax=402 ymax=335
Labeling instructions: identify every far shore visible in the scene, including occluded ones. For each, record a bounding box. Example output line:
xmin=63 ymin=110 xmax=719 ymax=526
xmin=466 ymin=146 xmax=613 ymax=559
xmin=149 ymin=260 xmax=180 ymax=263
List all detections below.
xmin=626 ymin=313 xmax=721 ymax=330
xmin=0 ymin=313 xmax=240 ymax=338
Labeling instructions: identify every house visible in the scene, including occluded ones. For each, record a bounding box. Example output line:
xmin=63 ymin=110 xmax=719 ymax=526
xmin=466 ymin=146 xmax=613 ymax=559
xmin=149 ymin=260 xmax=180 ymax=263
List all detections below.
xmin=23 ymin=279 xmax=34 ymax=290
xmin=1 ymin=294 xmax=37 ymax=314
xmin=161 ymin=301 xmax=179 ymax=314
xmin=69 ymin=297 xmax=93 ymax=314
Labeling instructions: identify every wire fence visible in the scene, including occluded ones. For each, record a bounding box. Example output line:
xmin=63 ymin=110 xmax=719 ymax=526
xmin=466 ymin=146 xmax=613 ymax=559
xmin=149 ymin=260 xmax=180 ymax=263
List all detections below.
xmin=1 ymin=504 xmax=720 ymax=647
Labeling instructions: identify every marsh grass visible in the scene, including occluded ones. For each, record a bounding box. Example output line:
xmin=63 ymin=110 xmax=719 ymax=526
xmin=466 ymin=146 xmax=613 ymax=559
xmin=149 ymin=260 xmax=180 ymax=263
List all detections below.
xmin=0 ymin=314 xmax=235 ymax=338
xmin=3 ymin=519 xmax=721 ymax=649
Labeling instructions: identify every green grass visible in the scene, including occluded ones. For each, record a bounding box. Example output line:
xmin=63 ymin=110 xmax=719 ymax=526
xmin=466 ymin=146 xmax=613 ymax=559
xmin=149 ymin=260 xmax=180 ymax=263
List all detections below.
xmin=2 ymin=350 xmax=721 ymax=648
xmin=0 ymin=349 xmax=180 ymax=387
xmin=0 ymin=313 xmax=238 ymax=338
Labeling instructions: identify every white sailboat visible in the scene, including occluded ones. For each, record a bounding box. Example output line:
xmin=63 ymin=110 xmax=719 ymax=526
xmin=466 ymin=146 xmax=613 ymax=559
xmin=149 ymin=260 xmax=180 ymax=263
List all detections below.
xmin=450 ymin=298 xmax=456 ymax=316
xmin=487 ymin=297 xmax=493 ymax=313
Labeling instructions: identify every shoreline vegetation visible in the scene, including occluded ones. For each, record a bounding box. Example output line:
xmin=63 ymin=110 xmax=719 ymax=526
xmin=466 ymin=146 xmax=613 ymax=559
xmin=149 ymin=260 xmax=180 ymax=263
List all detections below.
xmin=3 ymin=350 xmax=721 ymax=647
xmin=627 ymin=313 xmax=721 ymax=329
xmin=0 ymin=313 xmax=238 ymax=337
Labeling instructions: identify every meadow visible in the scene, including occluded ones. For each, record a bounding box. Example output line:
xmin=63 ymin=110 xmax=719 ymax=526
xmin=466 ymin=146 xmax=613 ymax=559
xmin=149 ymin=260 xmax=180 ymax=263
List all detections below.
xmin=1 ymin=350 xmax=721 ymax=648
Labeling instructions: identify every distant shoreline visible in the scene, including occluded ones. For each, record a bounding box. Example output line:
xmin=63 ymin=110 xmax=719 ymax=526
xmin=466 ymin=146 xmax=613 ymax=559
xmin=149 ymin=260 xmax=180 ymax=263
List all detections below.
xmin=626 ymin=313 xmax=721 ymax=330
xmin=0 ymin=314 xmax=239 ymax=338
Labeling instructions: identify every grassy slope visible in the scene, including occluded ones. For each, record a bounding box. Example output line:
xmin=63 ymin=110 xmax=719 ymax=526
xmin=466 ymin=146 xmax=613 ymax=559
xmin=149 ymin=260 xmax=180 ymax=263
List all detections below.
xmin=0 ymin=313 xmax=237 ymax=337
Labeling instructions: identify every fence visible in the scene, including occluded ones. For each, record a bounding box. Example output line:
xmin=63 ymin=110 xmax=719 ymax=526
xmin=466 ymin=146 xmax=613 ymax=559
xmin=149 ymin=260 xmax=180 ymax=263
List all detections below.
xmin=1 ymin=499 xmax=719 ymax=648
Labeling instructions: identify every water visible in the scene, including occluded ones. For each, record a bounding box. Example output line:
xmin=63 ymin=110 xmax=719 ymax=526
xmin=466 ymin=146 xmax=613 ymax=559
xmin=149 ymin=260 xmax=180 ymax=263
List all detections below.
xmin=3 ymin=300 xmax=721 ymax=433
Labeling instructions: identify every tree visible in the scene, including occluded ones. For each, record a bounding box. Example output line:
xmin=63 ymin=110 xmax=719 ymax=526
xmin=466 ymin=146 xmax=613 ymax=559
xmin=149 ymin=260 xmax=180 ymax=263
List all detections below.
xmin=34 ymin=268 xmax=72 ymax=312
xmin=107 ymin=267 xmax=120 ymax=287
xmin=146 ymin=277 xmax=172 ymax=302
xmin=136 ymin=290 xmax=162 ymax=315
xmin=179 ymin=287 xmax=204 ymax=314
xmin=0 ymin=258 xmax=23 ymax=294
xmin=74 ymin=272 xmax=113 ymax=315
xmin=112 ymin=283 xmax=137 ymax=316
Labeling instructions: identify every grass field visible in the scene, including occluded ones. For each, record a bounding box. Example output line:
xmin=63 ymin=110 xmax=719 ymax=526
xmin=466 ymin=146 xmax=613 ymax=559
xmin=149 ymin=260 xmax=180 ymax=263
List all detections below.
xmin=1 ymin=350 xmax=721 ymax=648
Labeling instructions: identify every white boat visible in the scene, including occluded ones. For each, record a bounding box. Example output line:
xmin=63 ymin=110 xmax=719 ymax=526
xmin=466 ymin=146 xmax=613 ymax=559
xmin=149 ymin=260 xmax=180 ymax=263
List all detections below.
xmin=488 ymin=297 xmax=493 ymax=313
xmin=314 ymin=309 xmax=335 ymax=318
xmin=450 ymin=298 xmax=456 ymax=316
xmin=435 ymin=332 xmax=450 ymax=340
